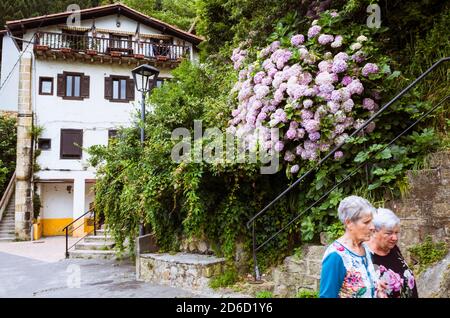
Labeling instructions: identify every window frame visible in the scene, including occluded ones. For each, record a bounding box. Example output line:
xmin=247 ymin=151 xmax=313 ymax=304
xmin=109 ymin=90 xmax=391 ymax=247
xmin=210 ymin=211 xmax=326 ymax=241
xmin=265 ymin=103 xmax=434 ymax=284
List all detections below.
xmin=111 ymin=76 xmax=128 ymax=102
xmin=60 ymin=129 xmax=83 ymax=160
xmin=39 ymin=77 xmax=54 ymax=95
xmin=63 ymin=72 xmax=83 ymax=100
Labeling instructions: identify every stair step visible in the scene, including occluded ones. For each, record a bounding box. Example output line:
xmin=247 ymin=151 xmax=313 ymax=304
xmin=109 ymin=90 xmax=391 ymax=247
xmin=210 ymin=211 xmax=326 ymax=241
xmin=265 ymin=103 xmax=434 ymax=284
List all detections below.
xmin=69 ymin=249 xmax=120 ymax=260
xmin=83 ymin=235 xmax=113 ymax=242
xmin=75 ymin=241 xmax=115 ymax=251
xmin=0 ymin=237 xmax=15 ymax=242
xmin=0 ymin=230 xmax=14 ymax=234
xmin=96 ymin=229 xmax=109 ymax=235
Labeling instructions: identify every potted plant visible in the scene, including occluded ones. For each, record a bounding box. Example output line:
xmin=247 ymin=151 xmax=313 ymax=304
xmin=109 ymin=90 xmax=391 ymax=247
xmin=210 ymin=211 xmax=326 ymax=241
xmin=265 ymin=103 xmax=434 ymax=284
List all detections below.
xmin=35 ymin=44 xmax=49 ymax=51
xmin=110 ymin=51 xmax=122 ymax=57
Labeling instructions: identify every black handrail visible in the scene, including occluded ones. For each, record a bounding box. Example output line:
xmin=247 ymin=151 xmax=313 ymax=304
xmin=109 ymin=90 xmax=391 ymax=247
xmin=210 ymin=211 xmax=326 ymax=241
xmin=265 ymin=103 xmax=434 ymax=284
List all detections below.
xmin=62 ymin=209 xmax=97 ymax=258
xmin=246 ymin=57 xmax=450 ymax=281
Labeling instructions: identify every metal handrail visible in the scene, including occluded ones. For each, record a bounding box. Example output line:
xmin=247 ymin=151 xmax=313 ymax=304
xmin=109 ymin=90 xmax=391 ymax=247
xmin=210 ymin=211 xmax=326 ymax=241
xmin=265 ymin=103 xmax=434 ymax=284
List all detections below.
xmin=0 ymin=171 xmax=16 ymax=222
xmin=62 ymin=209 xmax=97 ymax=258
xmin=246 ymin=57 xmax=450 ymax=281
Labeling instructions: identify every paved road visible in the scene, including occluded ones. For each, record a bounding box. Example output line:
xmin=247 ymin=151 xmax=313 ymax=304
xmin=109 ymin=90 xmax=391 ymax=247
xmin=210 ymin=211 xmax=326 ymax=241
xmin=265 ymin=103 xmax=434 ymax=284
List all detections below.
xmin=0 ymin=237 xmax=249 ymax=298
xmin=0 ymin=251 xmax=208 ymax=298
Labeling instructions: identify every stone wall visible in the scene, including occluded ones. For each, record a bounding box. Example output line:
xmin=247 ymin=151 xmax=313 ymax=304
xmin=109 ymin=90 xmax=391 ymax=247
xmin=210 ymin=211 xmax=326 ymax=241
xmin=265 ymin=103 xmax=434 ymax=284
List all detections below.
xmin=272 ymin=245 xmax=326 ymax=297
xmin=386 ymin=151 xmax=450 ymax=261
xmin=137 ymin=253 xmax=225 ymax=290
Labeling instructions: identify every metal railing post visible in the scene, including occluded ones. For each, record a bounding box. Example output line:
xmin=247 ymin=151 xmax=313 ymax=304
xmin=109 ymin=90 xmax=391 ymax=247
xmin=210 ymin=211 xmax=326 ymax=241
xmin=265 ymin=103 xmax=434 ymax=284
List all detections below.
xmin=94 ymin=210 xmax=97 ymax=236
xmin=65 ymin=228 xmax=69 ymax=259
xmin=252 ymin=221 xmax=261 ymax=282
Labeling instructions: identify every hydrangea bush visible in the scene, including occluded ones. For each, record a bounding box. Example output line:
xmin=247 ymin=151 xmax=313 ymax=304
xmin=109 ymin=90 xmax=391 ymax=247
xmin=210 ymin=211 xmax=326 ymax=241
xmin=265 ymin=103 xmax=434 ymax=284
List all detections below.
xmin=228 ymin=13 xmax=390 ymax=176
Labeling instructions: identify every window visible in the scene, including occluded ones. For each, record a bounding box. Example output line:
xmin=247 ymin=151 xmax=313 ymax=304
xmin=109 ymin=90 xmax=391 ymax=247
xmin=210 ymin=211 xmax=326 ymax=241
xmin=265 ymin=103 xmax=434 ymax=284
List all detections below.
xmin=60 ymin=129 xmax=83 ymax=159
xmin=154 ymin=78 xmax=168 ymax=88
xmin=39 ymin=77 xmax=53 ymax=95
xmin=108 ymin=129 xmax=118 ymax=139
xmin=108 ymin=129 xmax=118 ymax=145
xmin=57 ymin=72 xmax=90 ymax=100
xmin=104 ymin=76 xmax=134 ymax=102
xmin=38 ymin=138 xmax=51 ymax=150
xmin=113 ymin=78 xmax=127 ymax=100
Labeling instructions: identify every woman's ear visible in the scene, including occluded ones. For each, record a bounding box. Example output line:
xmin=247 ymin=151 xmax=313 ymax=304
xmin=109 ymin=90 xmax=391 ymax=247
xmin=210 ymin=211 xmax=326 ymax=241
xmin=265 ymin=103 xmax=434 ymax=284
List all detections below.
xmin=345 ymin=219 xmax=353 ymax=231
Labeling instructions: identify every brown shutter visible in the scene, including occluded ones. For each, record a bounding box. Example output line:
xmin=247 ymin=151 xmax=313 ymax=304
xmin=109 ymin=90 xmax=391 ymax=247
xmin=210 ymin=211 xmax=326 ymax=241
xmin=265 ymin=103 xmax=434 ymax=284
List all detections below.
xmin=126 ymin=78 xmax=135 ymax=101
xmin=81 ymin=75 xmax=90 ymax=98
xmin=105 ymin=77 xmax=112 ymax=100
xmin=61 ymin=129 xmax=83 ymax=159
xmin=57 ymin=74 xmax=65 ymax=97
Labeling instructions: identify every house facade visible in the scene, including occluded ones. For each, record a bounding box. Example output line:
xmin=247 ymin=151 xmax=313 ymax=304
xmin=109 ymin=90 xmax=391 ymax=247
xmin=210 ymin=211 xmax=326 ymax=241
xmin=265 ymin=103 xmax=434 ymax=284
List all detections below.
xmin=0 ymin=4 xmax=202 ymax=239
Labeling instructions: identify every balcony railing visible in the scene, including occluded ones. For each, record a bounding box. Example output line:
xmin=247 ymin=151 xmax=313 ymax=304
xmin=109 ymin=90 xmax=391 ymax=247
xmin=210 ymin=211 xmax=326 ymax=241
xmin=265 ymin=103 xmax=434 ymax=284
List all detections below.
xmin=34 ymin=32 xmax=191 ymax=62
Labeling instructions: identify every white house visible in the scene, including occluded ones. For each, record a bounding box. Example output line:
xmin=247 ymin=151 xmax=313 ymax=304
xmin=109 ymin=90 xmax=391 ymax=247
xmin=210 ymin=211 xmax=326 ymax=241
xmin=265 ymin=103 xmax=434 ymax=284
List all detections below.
xmin=0 ymin=3 xmax=202 ymax=239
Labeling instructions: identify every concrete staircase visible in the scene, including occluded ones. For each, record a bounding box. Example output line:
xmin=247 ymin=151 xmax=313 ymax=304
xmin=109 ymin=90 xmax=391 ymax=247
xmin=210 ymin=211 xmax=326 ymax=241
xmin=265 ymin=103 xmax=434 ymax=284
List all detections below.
xmin=0 ymin=192 xmax=15 ymax=242
xmin=69 ymin=227 xmax=123 ymax=260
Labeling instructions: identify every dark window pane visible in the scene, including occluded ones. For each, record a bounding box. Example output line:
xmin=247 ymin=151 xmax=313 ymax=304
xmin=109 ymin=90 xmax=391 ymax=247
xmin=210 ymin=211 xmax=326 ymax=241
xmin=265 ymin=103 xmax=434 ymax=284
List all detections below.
xmin=38 ymin=138 xmax=51 ymax=150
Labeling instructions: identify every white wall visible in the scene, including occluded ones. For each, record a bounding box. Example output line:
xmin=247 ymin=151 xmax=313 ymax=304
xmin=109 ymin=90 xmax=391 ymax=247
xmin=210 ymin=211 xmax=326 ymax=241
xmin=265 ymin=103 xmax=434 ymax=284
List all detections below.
xmin=33 ymin=59 xmax=173 ymax=174
xmin=41 ymin=183 xmax=74 ymax=219
xmin=0 ymin=35 xmax=20 ymax=111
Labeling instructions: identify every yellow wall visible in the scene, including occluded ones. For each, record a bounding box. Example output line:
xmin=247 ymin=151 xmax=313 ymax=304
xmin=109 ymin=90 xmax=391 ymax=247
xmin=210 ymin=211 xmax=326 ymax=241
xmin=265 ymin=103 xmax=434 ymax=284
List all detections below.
xmin=42 ymin=218 xmax=73 ymax=236
xmin=41 ymin=217 xmax=95 ymax=237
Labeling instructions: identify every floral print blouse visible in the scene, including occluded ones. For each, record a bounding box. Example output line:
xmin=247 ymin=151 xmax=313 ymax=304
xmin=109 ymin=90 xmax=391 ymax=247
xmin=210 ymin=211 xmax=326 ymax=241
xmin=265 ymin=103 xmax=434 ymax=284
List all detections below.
xmin=371 ymin=245 xmax=418 ymax=298
xmin=320 ymin=241 xmax=378 ymax=298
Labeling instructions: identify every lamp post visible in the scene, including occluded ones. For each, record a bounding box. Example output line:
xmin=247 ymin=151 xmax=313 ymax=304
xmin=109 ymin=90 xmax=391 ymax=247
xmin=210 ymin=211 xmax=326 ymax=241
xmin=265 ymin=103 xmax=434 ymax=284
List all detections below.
xmin=131 ymin=64 xmax=160 ymax=236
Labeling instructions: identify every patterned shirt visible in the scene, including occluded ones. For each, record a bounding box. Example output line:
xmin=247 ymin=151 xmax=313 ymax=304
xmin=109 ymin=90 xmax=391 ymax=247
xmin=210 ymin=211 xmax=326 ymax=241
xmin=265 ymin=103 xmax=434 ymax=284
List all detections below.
xmin=320 ymin=241 xmax=378 ymax=298
xmin=371 ymin=245 xmax=418 ymax=298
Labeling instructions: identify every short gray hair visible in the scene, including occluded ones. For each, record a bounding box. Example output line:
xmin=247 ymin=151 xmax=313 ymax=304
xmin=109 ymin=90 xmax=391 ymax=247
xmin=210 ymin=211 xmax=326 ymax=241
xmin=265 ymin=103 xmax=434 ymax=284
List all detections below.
xmin=338 ymin=195 xmax=376 ymax=224
xmin=373 ymin=208 xmax=400 ymax=231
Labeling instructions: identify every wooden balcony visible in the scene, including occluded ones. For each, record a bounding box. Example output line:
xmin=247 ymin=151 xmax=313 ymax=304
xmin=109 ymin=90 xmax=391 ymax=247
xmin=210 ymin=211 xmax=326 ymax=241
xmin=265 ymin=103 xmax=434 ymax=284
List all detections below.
xmin=34 ymin=32 xmax=191 ymax=67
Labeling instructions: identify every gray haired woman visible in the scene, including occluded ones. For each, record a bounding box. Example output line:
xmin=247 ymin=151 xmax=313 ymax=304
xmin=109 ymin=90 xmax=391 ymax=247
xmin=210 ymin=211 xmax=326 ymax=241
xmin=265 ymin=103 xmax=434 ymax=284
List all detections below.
xmin=368 ymin=208 xmax=418 ymax=298
xmin=320 ymin=195 xmax=384 ymax=298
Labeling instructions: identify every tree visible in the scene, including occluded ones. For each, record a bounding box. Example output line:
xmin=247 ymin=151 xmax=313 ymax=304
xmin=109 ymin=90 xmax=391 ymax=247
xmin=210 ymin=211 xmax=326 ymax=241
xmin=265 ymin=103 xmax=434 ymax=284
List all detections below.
xmin=0 ymin=114 xmax=16 ymax=196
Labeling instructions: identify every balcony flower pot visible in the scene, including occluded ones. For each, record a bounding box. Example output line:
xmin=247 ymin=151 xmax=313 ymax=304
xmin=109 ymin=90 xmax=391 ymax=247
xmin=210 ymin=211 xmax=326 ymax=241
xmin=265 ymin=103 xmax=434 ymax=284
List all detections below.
xmin=35 ymin=45 xmax=49 ymax=51
xmin=86 ymin=49 xmax=98 ymax=56
xmin=156 ymin=55 xmax=168 ymax=61
xmin=60 ymin=47 xmax=72 ymax=53
xmin=110 ymin=51 xmax=122 ymax=57
xmin=134 ymin=53 xmax=145 ymax=59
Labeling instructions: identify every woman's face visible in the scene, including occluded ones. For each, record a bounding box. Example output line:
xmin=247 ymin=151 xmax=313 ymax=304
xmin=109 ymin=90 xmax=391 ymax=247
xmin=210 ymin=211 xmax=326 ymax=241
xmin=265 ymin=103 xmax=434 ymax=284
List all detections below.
xmin=374 ymin=225 xmax=400 ymax=251
xmin=347 ymin=213 xmax=375 ymax=242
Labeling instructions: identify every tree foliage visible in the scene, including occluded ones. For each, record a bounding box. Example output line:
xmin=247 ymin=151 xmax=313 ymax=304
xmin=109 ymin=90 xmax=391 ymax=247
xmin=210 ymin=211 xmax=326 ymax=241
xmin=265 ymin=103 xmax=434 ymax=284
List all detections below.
xmin=0 ymin=114 xmax=16 ymax=196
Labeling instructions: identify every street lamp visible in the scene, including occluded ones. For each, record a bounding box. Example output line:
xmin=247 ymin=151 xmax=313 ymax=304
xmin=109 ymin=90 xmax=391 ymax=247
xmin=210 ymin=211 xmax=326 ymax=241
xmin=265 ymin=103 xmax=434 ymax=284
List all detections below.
xmin=131 ymin=64 xmax=159 ymax=236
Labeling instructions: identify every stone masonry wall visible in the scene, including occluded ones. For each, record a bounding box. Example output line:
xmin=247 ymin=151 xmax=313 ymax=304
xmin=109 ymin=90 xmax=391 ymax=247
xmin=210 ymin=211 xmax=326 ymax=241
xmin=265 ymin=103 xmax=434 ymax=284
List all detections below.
xmin=386 ymin=151 xmax=450 ymax=262
xmin=272 ymin=245 xmax=326 ymax=297
xmin=138 ymin=253 xmax=225 ymax=290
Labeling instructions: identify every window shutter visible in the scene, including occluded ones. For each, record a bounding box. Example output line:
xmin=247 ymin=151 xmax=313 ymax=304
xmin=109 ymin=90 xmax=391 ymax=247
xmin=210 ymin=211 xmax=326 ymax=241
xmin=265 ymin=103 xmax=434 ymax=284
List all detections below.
xmin=61 ymin=129 xmax=83 ymax=159
xmin=105 ymin=77 xmax=112 ymax=100
xmin=81 ymin=75 xmax=90 ymax=98
xmin=126 ymin=78 xmax=135 ymax=101
xmin=57 ymin=74 xmax=65 ymax=97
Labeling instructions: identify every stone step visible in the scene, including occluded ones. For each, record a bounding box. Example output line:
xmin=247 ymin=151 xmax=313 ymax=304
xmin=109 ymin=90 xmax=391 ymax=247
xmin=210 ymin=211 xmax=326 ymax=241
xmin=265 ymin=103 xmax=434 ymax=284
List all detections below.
xmin=0 ymin=237 xmax=15 ymax=242
xmin=0 ymin=229 xmax=14 ymax=235
xmin=83 ymin=235 xmax=113 ymax=243
xmin=138 ymin=253 xmax=225 ymax=290
xmin=75 ymin=241 xmax=115 ymax=251
xmin=95 ymin=229 xmax=110 ymax=236
xmin=69 ymin=249 xmax=121 ymax=260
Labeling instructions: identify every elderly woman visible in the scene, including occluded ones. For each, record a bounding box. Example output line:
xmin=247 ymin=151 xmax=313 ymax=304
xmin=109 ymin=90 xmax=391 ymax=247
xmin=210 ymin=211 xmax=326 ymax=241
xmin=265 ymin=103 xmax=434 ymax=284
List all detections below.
xmin=320 ymin=195 xmax=382 ymax=298
xmin=368 ymin=208 xmax=418 ymax=298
